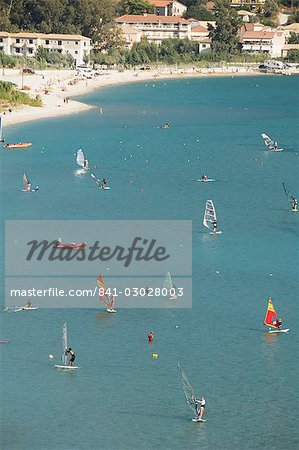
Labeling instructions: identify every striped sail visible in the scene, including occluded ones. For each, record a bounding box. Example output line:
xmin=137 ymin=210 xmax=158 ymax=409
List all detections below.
xmin=264 ymin=298 xmax=279 ymax=329
xmin=203 ymin=200 xmax=216 ymax=230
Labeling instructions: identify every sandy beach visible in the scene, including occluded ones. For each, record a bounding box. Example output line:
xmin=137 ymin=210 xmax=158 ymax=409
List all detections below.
xmin=1 ymin=65 xmax=297 ymax=128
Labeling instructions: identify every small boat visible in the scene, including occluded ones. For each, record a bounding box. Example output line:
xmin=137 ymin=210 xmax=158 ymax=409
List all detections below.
xmin=54 ymin=322 xmax=78 ymax=370
xmin=76 ymin=149 xmax=88 ymax=169
xmin=203 ymin=200 xmax=222 ymax=235
xmin=178 ymin=363 xmax=206 ymax=423
xmin=4 ymin=142 xmax=32 ymax=149
xmin=264 ymin=297 xmax=289 ymax=333
xmin=97 ymin=275 xmax=117 ymax=313
xmin=53 ymin=238 xmax=87 ymax=249
xmin=282 ymin=182 xmax=298 ymax=212
xmin=261 ymin=133 xmax=283 ymax=152
xmin=163 ymin=272 xmax=177 ymax=300
xmin=90 ymin=172 xmax=111 ymax=190
xmin=0 ymin=114 xmax=4 ymax=143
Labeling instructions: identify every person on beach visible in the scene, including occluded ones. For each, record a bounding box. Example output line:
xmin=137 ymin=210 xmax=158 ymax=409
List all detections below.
xmin=213 ymin=219 xmax=217 ymax=234
xmin=195 ymin=397 xmax=206 ymax=420
xmin=66 ymin=348 xmax=76 ymax=366
xmin=148 ymin=331 xmax=154 ymax=342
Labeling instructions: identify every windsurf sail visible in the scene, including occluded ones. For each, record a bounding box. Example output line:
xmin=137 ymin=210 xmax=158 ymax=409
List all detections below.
xmin=76 ymin=149 xmax=88 ymax=168
xmin=264 ymin=298 xmax=279 ymax=329
xmin=203 ymin=200 xmax=216 ymax=230
xmin=261 ymin=133 xmax=275 ymax=150
xmin=0 ymin=113 xmax=4 ymax=142
xmin=178 ymin=363 xmax=197 ymax=415
xmin=282 ymin=182 xmax=296 ymax=204
xmin=163 ymin=272 xmax=176 ymax=292
xmin=97 ymin=275 xmax=115 ymax=309
xmin=62 ymin=322 xmax=68 ymax=365
xmin=91 ymin=172 xmax=100 ymax=187
xmin=23 ymin=173 xmax=31 ymax=191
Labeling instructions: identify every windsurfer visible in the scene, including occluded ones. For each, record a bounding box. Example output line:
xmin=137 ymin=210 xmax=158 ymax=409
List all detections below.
xmin=275 ymin=318 xmax=282 ymax=330
xmin=162 ymin=123 xmax=169 ymax=129
xmin=101 ymin=178 xmax=107 ymax=189
xmin=274 ymin=142 xmax=278 ymax=151
xmin=195 ymin=397 xmax=206 ymax=420
xmin=148 ymin=331 xmax=154 ymax=342
xmin=26 ymin=299 xmax=32 ymax=308
xmin=213 ymin=219 xmax=217 ymax=234
xmin=291 ymin=197 xmax=298 ymax=212
xmin=201 ymin=175 xmax=208 ymax=181
xmin=66 ymin=348 xmax=76 ymax=366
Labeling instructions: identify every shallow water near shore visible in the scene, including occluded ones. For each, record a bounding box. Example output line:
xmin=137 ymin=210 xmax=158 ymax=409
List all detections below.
xmin=1 ymin=75 xmax=298 ymax=450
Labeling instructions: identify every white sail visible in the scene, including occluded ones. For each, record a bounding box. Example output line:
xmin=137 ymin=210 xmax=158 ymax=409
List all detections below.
xmin=178 ymin=363 xmax=197 ymax=415
xmin=261 ymin=133 xmax=274 ymax=150
xmin=91 ymin=172 xmax=100 ymax=186
xmin=203 ymin=200 xmax=216 ymax=229
xmin=62 ymin=322 xmax=68 ymax=366
xmin=76 ymin=149 xmax=88 ymax=168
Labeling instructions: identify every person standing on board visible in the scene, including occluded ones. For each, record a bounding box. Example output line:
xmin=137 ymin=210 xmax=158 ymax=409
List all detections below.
xmin=291 ymin=197 xmax=298 ymax=212
xmin=274 ymin=142 xmax=278 ymax=151
xmin=66 ymin=348 xmax=76 ymax=366
xmin=213 ymin=219 xmax=217 ymax=234
xmin=201 ymin=175 xmax=208 ymax=182
xmin=195 ymin=397 xmax=206 ymax=420
xmin=275 ymin=318 xmax=282 ymax=330
xmin=148 ymin=331 xmax=154 ymax=342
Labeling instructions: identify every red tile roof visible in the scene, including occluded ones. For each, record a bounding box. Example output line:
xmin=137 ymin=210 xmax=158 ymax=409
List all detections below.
xmin=191 ymin=25 xmax=208 ymax=33
xmin=241 ymin=31 xmax=274 ymax=41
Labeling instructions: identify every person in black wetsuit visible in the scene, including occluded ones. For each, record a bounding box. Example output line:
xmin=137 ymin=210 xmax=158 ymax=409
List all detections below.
xmin=66 ymin=348 xmax=76 ymax=366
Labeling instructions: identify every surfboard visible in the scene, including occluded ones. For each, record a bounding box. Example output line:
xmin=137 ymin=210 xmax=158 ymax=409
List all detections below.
xmin=192 ymin=418 xmax=206 ymax=422
xmin=14 ymin=307 xmax=38 ymax=312
xmin=197 ymin=179 xmax=216 ymax=182
xmin=106 ymin=308 xmax=117 ymax=313
xmin=269 ymin=328 xmax=289 ymax=334
xmin=209 ymin=231 xmax=222 ymax=235
xmin=54 ymin=365 xmax=79 ymax=370
xmin=102 ymin=186 xmax=110 ymax=190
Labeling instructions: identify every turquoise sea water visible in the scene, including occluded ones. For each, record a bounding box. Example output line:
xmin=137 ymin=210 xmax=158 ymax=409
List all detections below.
xmin=1 ymin=75 xmax=298 ymax=450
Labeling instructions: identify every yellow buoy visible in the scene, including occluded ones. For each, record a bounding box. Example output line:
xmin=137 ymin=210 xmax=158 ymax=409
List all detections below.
xmin=152 ymin=353 xmax=158 ymax=358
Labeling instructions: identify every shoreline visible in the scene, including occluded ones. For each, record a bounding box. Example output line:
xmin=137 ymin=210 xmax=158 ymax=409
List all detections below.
xmin=1 ymin=66 xmax=297 ymax=129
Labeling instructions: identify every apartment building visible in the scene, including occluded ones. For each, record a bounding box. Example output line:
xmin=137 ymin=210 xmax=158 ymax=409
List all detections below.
xmin=240 ymin=30 xmax=285 ymax=57
xmin=115 ymin=15 xmax=192 ymax=44
xmin=0 ymin=32 xmax=91 ymax=66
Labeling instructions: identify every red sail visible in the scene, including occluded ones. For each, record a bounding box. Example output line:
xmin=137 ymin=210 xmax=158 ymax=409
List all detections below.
xmin=264 ymin=298 xmax=279 ymax=329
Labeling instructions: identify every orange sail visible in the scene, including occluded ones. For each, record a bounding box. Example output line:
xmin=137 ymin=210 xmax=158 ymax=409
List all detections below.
xmin=264 ymin=298 xmax=279 ymax=329
xmin=97 ymin=275 xmax=114 ymax=309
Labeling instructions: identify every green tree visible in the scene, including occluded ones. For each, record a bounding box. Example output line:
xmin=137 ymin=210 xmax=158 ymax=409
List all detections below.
xmin=184 ymin=4 xmax=215 ymax=20
xmin=117 ymin=0 xmax=154 ymax=15
xmin=208 ymin=0 xmax=241 ymax=54
xmin=264 ymin=0 xmax=279 ymax=18
xmin=288 ymin=32 xmax=299 ymax=43
xmin=286 ymin=49 xmax=299 ymax=61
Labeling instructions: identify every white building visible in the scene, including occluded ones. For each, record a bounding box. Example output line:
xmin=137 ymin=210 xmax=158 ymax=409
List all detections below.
xmin=0 ymin=32 xmax=91 ymax=66
xmin=146 ymin=0 xmax=187 ymax=17
xmin=240 ymin=30 xmax=285 ymax=57
xmin=190 ymin=25 xmax=211 ymax=53
xmin=115 ymin=15 xmax=192 ymax=44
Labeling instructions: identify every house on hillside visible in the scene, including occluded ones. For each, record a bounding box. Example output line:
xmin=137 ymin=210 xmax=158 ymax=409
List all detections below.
xmin=146 ymin=0 xmax=187 ymax=17
xmin=240 ymin=30 xmax=285 ymax=57
xmin=190 ymin=25 xmax=211 ymax=53
xmin=0 ymin=32 xmax=91 ymax=66
xmin=115 ymin=14 xmax=192 ymax=44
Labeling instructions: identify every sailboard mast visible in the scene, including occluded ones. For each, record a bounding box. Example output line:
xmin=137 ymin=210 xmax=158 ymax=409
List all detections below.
xmin=62 ymin=322 xmax=68 ymax=365
xmin=264 ymin=298 xmax=279 ymax=329
xmin=178 ymin=363 xmax=197 ymax=415
xmin=23 ymin=173 xmax=31 ymax=191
